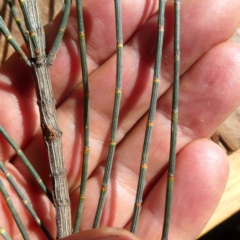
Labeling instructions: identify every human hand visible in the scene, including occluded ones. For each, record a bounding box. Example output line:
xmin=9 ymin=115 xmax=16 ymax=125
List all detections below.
xmin=1 ymin=0 xmax=240 ymax=239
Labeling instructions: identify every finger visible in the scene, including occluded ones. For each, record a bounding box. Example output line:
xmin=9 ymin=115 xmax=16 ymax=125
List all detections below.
xmin=93 ymin=41 xmax=240 ymax=192
xmin=69 ymin=41 xmax=240 ymax=229
xmin=1 ymin=2 xmax=239 ymax=237
xmin=9 ymin=21 xmax=240 ymax=198
xmin=2 ymin=0 xmax=159 ymax=102
xmin=8 ymin=0 xmax=240 ymax=179
xmin=163 ymin=0 xmax=240 ymax=76
xmin=0 ymin=0 xmax=159 ymax=158
xmin=126 ymin=139 xmax=229 ymax=240
xmin=1 ymin=0 xmax=240 ymax=161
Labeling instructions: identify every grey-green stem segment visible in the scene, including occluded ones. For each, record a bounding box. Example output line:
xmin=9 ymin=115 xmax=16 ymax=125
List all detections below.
xmin=7 ymin=0 xmax=29 ymax=45
xmin=73 ymin=0 xmax=90 ymax=232
xmin=0 ymin=227 xmax=12 ymax=240
xmin=161 ymin=0 xmax=180 ymax=239
xmin=93 ymin=0 xmax=123 ymax=228
xmin=130 ymin=0 xmax=166 ymax=234
xmin=0 ymin=160 xmax=54 ymax=240
xmin=0 ymin=180 xmax=30 ymax=240
xmin=0 ymin=125 xmax=53 ymax=202
xmin=47 ymin=0 xmax=72 ymax=64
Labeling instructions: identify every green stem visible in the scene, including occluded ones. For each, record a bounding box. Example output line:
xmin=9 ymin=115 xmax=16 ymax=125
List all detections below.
xmin=7 ymin=0 xmax=28 ymax=45
xmin=0 ymin=227 xmax=12 ymax=240
xmin=47 ymin=0 xmax=72 ymax=64
xmin=130 ymin=0 xmax=166 ymax=234
xmin=18 ymin=0 xmax=40 ymax=56
xmin=0 ymin=16 xmax=31 ymax=66
xmin=93 ymin=0 xmax=123 ymax=228
xmin=0 ymin=125 xmax=53 ymax=202
xmin=73 ymin=0 xmax=90 ymax=233
xmin=0 ymin=160 xmax=54 ymax=240
xmin=161 ymin=1 xmax=180 ymax=239
xmin=0 ymin=180 xmax=30 ymax=240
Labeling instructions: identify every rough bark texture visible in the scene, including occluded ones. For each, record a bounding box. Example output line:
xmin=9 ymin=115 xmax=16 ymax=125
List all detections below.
xmin=27 ymin=0 xmax=71 ymax=238
xmin=0 ymin=1 xmax=71 ymax=237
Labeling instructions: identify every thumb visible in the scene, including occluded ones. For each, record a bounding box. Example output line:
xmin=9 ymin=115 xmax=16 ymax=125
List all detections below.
xmin=62 ymin=227 xmax=140 ymax=240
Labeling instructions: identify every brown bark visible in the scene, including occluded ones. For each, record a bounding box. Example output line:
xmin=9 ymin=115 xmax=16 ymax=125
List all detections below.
xmin=27 ymin=0 xmax=71 ymax=238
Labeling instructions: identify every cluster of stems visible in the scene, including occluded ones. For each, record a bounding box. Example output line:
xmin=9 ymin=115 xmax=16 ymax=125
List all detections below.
xmin=0 ymin=160 xmax=53 ymax=239
xmin=0 ymin=0 xmax=72 ymax=238
xmin=0 ymin=179 xmax=30 ymax=240
xmin=130 ymin=0 xmax=166 ymax=234
xmin=0 ymin=1 xmax=181 ymax=239
xmin=0 ymin=125 xmax=53 ymax=201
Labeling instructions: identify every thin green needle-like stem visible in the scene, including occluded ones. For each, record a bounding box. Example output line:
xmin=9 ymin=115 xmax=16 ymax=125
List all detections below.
xmin=47 ymin=0 xmax=72 ymax=64
xmin=0 ymin=125 xmax=53 ymax=202
xmin=0 ymin=16 xmax=31 ymax=66
xmin=7 ymin=0 xmax=28 ymax=45
xmin=73 ymin=0 xmax=90 ymax=233
xmin=130 ymin=0 xmax=166 ymax=234
xmin=0 ymin=160 xmax=54 ymax=240
xmin=0 ymin=180 xmax=30 ymax=240
xmin=161 ymin=1 xmax=180 ymax=239
xmin=18 ymin=0 xmax=40 ymax=56
xmin=93 ymin=0 xmax=123 ymax=229
xmin=0 ymin=227 xmax=12 ymax=240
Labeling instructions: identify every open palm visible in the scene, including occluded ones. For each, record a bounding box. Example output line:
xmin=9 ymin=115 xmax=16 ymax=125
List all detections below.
xmin=1 ymin=1 xmax=240 ymax=240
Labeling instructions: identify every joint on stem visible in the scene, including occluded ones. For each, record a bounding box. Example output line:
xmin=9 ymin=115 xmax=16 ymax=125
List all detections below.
xmin=140 ymin=163 xmax=148 ymax=169
xmin=101 ymin=185 xmax=108 ymax=192
xmin=79 ymin=31 xmax=85 ymax=37
xmin=153 ymin=77 xmax=160 ymax=83
xmin=158 ymin=25 xmax=164 ymax=31
xmin=117 ymin=42 xmax=123 ymax=48
xmin=147 ymin=121 xmax=154 ymax=127
xmin=136 ymin=202 xmax=142 ymax=207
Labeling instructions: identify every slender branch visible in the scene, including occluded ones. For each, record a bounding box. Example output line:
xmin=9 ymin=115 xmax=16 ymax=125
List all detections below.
xmin=17 ymin=0 xmax=72 ymax=238
xmin=7 ymin=0 xmax=29 ymax=45
xmin=47 ymin=0 xmax=72 ymax=64
xmin=161 ymin=1 xmax=180 ymax=239
xmin=18 ymin=0 xmax=41 ymax=56
xmin=0 ymin=160 xmax=54 ymax=240
xmin=130 ymin=0 xmax=166 ymax=234
xmin=0 ymin=125 xmax=52 ymax=202
xmin=0 ymin=227 xmax=12 ymax=240
xmin=73 ymin=0 xmax=90 ymax=233
xmin=93 ymin=0 xmax=123 ymax=228
xmin=0 ymin=180 xmax=30 ymax=240
xmin=0 ymin=16 xmax=31 ymax=66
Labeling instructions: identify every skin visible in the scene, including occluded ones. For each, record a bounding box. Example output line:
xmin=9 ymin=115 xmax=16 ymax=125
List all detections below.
xmin=0 ymin=0 xmax=240 ymax=239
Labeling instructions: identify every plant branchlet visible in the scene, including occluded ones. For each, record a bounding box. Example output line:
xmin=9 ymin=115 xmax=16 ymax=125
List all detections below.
xmin=0 ymin=1 xmax=181 ymax=239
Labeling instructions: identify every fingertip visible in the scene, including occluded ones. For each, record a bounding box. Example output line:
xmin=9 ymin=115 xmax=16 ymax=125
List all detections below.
xmin=135 ymin=138 xmax=229 ymax=239
xmin=173 ymin=138 xmax=229 ymax=238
